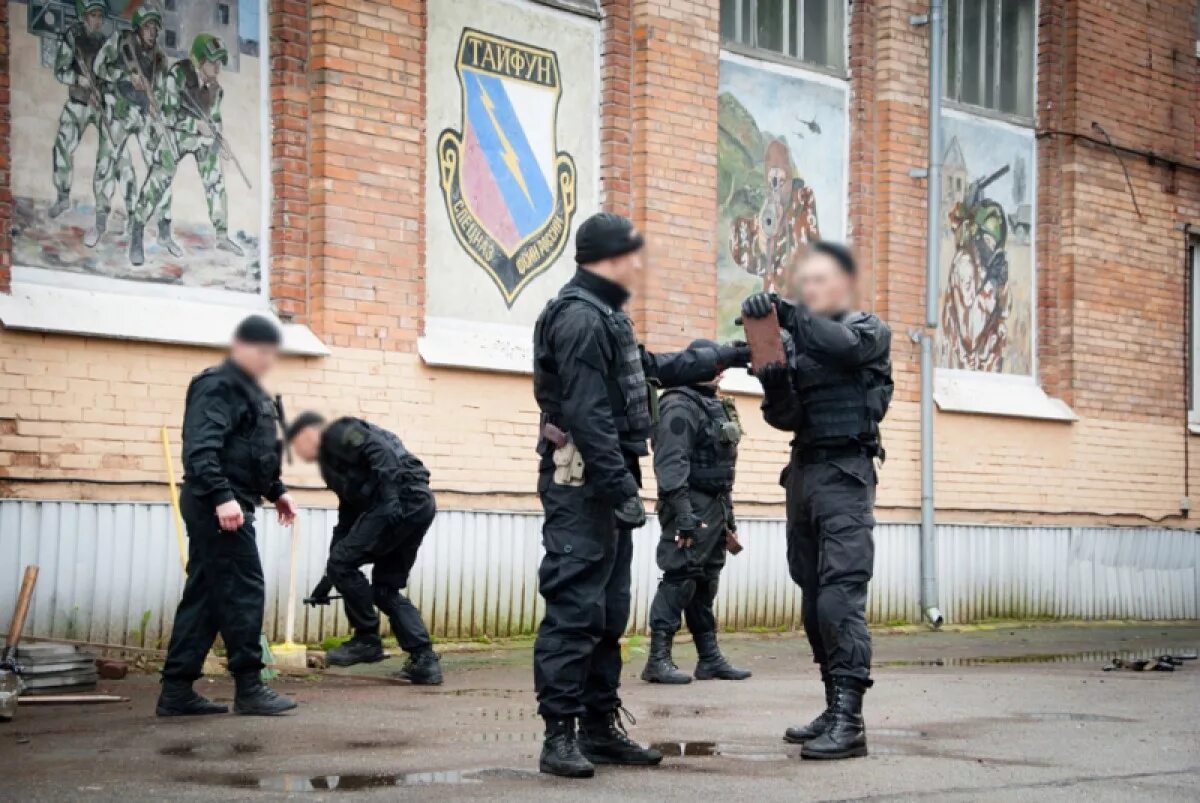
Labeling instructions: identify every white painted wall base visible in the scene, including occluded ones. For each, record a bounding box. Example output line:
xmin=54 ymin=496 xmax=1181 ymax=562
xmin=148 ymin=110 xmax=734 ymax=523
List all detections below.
xmin=0 ymin=500 xmax=1195 ymax=648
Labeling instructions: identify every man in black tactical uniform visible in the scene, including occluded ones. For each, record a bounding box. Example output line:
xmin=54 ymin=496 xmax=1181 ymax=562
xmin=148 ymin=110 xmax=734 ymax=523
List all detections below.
xmin=740 ymin=241 xmax=892 ymax=759
xmin=157 ymin=315 xmax=299 ymax=717
xmin=532 ymin=212 xmax=752 ymax=778
xmin=641 ymin=343 xmax=751 ymax=685
xmin=287 ymin=413 xmax=442 ymax=685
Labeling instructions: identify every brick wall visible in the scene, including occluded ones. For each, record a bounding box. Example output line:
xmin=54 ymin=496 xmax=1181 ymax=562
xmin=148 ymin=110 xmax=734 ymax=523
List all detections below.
xmin=1 ymin=0 xmax=1198 ymax=528
xmin=0 ymin=0 xmax=11 ymax=294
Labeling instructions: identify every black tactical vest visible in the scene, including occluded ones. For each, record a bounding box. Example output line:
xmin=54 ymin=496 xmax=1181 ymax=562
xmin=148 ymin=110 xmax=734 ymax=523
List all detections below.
xmin=65 ymin=25 xmax=105 ymax=104
xmin=174 ymin=60 xmax=218 ymax=118
xmin=116 ymin=31 xmax=165 ymax=111
xmin=319 ymin=418 xmax=430 ymax=508
xmin=792 ymin=314 xmax=893 ymax=449
xmin=662 ymin=387 xmax=739 ymax=493
xmin=533 ymin=285 xmax=652 ymax=453
xmin=192 ymin=365 xmax=282 ymax=497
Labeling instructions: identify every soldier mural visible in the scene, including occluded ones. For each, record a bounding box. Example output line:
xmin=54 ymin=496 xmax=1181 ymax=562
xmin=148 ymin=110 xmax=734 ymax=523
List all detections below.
xmin=10 ymin=0 xmax=265 ymax=293
xmin=49 ymin=0 xmax=135 ymax=223
xmin=129 ymin=33 xmax=247 ymax=265
xmin=716 ymin=56 xmax=848 ymax=341
xmin=935 ymin=120 xmax=1035 ymax=376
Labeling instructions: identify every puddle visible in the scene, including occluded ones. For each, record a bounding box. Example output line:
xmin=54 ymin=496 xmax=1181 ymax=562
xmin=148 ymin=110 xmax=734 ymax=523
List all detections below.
xmin=1017 ymin=712 xmax=1133 ymax=723
xmin=649 ymin=704 xmax=713 ymax=719
xmin=877 ymin=647 xmax=1198 ymax=668
xmin=650 ymin=741 xmax=789 ymax=762
xmin=178 ymin=768 xmax=537 ymax=791
xmin=868 ymin=743 xmax=1052 ymax=768
xmin=872 ymin=728 xmax=928 ymax=739
xmin=159 ymin=742 xmax=263 ymax=759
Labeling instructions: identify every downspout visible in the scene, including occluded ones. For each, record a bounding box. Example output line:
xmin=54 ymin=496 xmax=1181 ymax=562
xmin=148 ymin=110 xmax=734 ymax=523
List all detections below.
xmin=915 ymin=3 xmax=944 ymax=628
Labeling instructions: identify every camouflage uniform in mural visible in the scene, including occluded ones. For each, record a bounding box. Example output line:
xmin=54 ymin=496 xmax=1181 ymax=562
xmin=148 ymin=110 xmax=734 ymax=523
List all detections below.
xmin=49 ymin=0 xmax=135 ymax=220
xmin=89 ymin=5 xmax=170 ymax=249
xmin=130 ymin=33 xmax=243 ymax=265
xmin=940 ymin=167 xmax=1013 ymax=373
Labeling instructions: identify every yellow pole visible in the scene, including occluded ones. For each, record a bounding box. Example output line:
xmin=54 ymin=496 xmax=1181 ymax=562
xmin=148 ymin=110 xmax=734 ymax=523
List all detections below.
xmin=159 ymin=426 xmax=187 ymax=572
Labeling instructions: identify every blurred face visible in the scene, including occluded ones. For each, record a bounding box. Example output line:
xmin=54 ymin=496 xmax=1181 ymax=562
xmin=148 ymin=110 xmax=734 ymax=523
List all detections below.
xmin=85 ymin=9 xmax=104 ymax=34
xmin=201 ymin=60 xmax=221 ymax=81
xmin=229 ymin=339 xmax=279 ymax=379
xmin=798 ymin=250 xmax=855 ymax=316
xmin=139 ymin=20 xmax=159 ymax=47
xmin=289 ymin=426 xmax=322 ymax=463
xmin=587 ymin=248 xmax=643 ymax=293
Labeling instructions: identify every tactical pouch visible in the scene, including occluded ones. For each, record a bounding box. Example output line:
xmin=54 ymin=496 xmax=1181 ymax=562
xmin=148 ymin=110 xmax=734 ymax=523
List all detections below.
xmin=552 ymin=441 xmax=586 ymax=487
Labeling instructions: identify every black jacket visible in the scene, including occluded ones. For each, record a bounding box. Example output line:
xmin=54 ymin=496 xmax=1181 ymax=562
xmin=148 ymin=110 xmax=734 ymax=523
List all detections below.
xmin=534 ymin=269 xmax=724 ymax=504
xmin=181 ymin=359 xmax=285 ymax=507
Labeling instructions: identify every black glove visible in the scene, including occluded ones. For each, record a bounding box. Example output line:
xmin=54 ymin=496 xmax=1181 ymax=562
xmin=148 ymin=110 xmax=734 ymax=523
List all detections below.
xmin=741 ymin=292 xmax=777 ymax=320
xmin=613 ymin=496 xmax=647 ymax=529
xmin=716 ymin=340 xmax=752 ymax=369
xmin=305 ymin=576 xmax=334 ymax=606
xmin=754 ymin=361 xmax=791 ymax=393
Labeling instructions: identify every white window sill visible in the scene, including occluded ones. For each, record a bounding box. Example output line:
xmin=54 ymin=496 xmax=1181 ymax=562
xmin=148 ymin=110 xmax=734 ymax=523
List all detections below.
xmin=935 ymin=371 xmax=1076 ymax=422
xmin=418 ymin=317 xmax=533 ymax=374
xmin=0 ymin=281 xmax=328 ymax=356
xmin=1188 ymin=418 xmax=1200 ymax=435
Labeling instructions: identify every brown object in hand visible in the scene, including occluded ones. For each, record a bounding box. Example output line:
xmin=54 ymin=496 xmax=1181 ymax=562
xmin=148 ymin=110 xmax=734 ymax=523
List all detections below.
xmin=725 ymin=529 xmax=744 ymax=555
xmin=742 ymin=308 xmax=786 ymax=371
xmin=541 ymin=421 xmax=569 ymax=448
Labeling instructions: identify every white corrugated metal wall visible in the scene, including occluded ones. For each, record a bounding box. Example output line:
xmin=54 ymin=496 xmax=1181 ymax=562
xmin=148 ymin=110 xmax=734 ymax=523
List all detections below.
xmin=0 ymin=500 xmax=1195 ymax=647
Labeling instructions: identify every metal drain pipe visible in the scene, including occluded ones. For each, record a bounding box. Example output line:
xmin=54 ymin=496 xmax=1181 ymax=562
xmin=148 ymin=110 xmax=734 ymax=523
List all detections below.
xmin=916 ymin=2 xmax=944 ymax=629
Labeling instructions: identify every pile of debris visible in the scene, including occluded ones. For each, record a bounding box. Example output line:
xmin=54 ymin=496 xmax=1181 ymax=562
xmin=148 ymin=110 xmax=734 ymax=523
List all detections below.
xmin=14 ymin=643 xmax=99 ymax=694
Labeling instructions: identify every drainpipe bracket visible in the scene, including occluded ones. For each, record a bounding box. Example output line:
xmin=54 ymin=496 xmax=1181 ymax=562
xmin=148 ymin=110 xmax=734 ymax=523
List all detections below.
xmin=910 ymin=13 xmax=929 ymax=26
xmin=908 ymin=167 xmax=930 ymax=179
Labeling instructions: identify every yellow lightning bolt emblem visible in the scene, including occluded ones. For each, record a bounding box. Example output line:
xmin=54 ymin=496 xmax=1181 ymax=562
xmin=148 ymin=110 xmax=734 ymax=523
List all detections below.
xmin=476 ymin=77 xmax=534 ymax=207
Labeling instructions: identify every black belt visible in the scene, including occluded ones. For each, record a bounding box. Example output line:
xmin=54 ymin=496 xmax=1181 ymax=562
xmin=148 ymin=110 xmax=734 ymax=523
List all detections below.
xmin=795 ymin=443 xmax=877 ymax=465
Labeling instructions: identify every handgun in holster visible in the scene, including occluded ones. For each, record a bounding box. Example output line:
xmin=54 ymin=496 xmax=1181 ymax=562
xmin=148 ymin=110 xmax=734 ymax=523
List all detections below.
xmin=542 ymin=421 xmax=585 ymax=487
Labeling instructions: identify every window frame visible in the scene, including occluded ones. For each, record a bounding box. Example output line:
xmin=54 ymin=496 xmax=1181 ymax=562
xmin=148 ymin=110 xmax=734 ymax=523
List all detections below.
xmin=943 ymin=0 xmax=1037 ymax=126
xmin=529 ymin=0 xmax=602 ymax=20
xmin=720 ymin=0 xmax=849 ymax=80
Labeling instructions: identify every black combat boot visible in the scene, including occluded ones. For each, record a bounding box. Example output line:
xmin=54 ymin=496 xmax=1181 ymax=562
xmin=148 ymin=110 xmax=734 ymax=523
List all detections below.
xmin=577 ymin=708 xmax=663 ymax=766
xmin=800 ymin=677 xmax=868 ymax=759
xmin=641 ymin=630 xmax=691 ymax=684
xmin=326 ymin=636 xmax=387 ymax=667
xmin=158 ymin=220 xmax=184 ymax=257
xmin=692 ymin=631 xmax=752 ymax=680
xmin=539 ymin=717 xmax=595 ymax=778
xmin=129 ymin=222 xmax=145 ymax=265
xmin=393 ymin=648 xmax=443 ymax=685
xmin=48 ymin=190 xmax=70 ymax=219
xmin=233 ymin=673 xmax=297 ymax=716
xmin=784 ymin=675 xmax=834 ymax=743
xmin=155 ymin=679 xmax=228 ymax=717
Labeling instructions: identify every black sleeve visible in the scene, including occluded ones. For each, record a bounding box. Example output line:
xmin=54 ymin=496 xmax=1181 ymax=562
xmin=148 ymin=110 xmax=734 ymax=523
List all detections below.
xmin=652 ymin=401 xmax=698 ymax=495
xmin=360 ymin=433 xmax=406 ymax=501
xmin=643 ymin=344 xmax=721 ymax=389
xmin=782 ymin=302 xmax=892 ymax=368
xmin=552 ymin=307 xmax=639 ymax=503
xmin=181 ymin=376 xmax=237 ymax=506
xmin=761 ymin=383 xmax=802 ymax=432
xmin=331 ymin=501 xmax=357 ymax=544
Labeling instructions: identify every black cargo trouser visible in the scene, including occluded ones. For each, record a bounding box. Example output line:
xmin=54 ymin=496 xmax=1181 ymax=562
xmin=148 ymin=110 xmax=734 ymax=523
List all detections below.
xmin=648 ymin=489 xmax=729 ymax=636
xmin=533 ymin=469 xmax=632 ymax=719
xmin=326 ymin=486 xmax=436 ymax=653
xmin=784 ymin=453 xmax=876 ymax=685
xmin=162 ymin=486 xmax=266 ymax=682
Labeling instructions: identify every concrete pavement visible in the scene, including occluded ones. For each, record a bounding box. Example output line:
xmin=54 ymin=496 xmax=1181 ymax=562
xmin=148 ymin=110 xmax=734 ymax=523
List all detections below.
xmin=1 ymin=623 xmax=1197 ymax=801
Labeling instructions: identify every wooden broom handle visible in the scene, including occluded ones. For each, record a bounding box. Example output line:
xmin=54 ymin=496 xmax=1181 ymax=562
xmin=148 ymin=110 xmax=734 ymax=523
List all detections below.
xmin=6 ymin=566 xmax=40 ymax=651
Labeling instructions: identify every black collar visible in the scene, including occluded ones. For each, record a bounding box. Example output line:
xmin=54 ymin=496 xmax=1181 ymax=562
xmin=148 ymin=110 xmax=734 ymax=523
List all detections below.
xmin=572 ymin=267 xmax=630 ymax=310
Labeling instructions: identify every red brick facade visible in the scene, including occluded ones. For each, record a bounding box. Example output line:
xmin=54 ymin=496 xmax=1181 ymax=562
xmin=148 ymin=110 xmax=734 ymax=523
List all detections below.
xmin=1 ymin=0 xmax=1198 ymax=525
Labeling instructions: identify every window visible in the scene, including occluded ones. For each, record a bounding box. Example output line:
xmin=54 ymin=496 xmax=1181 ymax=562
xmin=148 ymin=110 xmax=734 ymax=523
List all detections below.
xmin=165 ymin=29 xmax=177 ymax=49
xmin=164 ymin=0 xmax=176 ymax=10
xmin=217 ymin=3 xmax=230 ymax=26
xmin=945 ymin=0 xmax=1035 ymax=118
xmin=1192 ymin=245 xmax=1200 ymax=427
xmin=720 ymin=0 xmax=846 ymax=72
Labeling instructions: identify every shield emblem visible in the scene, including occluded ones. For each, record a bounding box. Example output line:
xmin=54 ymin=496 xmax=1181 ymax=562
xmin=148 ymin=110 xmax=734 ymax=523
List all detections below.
xmin=437 ymin=29 xmax=578 ymax=307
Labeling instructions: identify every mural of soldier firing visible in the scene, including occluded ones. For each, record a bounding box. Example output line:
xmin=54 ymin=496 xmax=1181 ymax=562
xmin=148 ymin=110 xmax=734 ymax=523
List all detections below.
xmin=9 ymin=0 xmax=264 ymax=294
xmin=716 ymin=55 xmax=847 ymax=342
xmin=937 ymin=113 xmax=1035 ymax=375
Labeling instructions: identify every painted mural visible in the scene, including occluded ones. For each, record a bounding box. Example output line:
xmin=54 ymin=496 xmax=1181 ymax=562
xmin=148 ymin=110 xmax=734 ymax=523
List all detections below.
xmin=9 ymin=0 xmax=265 ymax=294
xmin=937 ymin=112 xmax=1035 ymax=375
xmin=717 ymin=55 xmax=847 ymax=341
xmin=425 ymin=0 xmax=597 ymax=337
